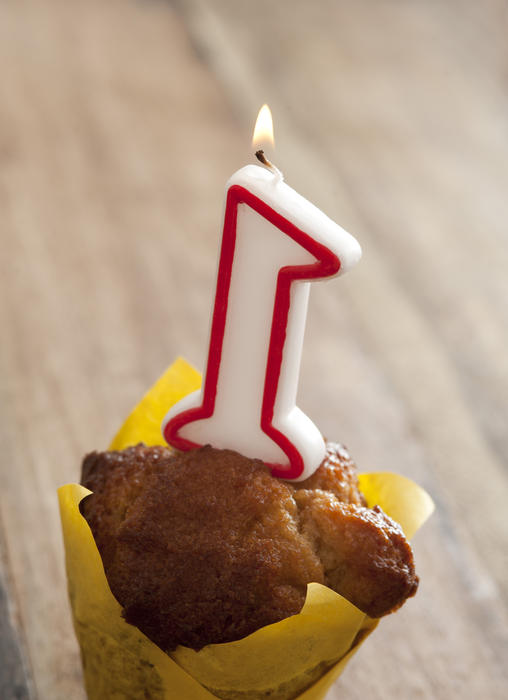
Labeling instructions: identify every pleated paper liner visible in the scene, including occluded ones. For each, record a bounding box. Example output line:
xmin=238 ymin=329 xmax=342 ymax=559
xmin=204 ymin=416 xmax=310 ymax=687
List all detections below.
xmin=59 ymin=357 xmax=434 ymax=700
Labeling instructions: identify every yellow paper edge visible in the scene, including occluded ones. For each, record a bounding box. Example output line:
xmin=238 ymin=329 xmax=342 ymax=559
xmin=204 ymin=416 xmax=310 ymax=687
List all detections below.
xmin=61 ymin=357 xmax=434 ymax=700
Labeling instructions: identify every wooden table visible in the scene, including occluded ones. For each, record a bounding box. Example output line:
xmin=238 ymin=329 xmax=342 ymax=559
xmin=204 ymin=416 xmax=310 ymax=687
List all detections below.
xmin=1 ymin=1 xmax=507 ymax=697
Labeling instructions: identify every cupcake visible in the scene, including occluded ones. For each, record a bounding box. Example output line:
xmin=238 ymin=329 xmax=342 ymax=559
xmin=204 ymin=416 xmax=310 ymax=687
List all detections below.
xmin=59 ymin=358 xmax=434 ymax=700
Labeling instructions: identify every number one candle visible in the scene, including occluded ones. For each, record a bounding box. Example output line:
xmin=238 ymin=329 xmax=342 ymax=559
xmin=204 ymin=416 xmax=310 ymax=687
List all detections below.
xmin=163 ymin=105 xmax=361 ymax=480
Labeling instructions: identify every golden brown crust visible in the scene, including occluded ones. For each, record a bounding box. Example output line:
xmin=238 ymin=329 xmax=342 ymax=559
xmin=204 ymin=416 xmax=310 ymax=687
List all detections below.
xmin=294 ymin=492 xmax=418 ymax=618
xmin=81 ymin=445 xmax=323 ymax=651
xmin=294 ymin=442 xmax=366 ymax=506
xmin=81 ymin=443 xmax=418 ymax=651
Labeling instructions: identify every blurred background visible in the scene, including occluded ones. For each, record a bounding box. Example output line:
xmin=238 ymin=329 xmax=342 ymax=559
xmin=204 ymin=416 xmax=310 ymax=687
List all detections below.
xmin=1 ymin=1 xmax=507 ymax=698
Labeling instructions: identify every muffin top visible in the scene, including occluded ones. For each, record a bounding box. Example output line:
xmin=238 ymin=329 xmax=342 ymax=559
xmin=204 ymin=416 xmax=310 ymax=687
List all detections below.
xmin=81 ymin=443 xmax=417 ymax=651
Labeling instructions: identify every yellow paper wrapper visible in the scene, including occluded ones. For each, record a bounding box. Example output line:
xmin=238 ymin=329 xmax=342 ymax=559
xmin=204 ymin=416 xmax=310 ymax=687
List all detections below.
xmin=59 ymin=358 xmax=434 ymax=700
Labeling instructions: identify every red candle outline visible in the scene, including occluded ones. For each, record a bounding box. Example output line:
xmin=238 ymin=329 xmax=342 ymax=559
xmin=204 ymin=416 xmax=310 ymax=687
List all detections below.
xmin=164 ymin=184 xmax=341 ymax=479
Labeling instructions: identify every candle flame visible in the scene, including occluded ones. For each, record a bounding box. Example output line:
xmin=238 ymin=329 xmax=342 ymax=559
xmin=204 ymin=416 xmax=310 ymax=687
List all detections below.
xmin=252 ymin=104 xmax=274 ymax=149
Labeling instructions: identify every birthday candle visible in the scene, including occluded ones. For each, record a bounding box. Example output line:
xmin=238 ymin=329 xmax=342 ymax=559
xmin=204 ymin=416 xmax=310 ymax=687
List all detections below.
xmin=163 ymin=106 xmax=361 ymax=480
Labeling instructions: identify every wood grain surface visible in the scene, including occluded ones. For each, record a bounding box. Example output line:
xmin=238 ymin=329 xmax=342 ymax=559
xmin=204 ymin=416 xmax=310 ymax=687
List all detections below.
xmin=1 ymin=0 xmax=507 ymax=698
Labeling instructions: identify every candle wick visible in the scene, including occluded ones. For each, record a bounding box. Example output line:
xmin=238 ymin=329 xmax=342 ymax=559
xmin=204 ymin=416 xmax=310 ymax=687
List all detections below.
xmin=255 ymin=150 xmax=283 ymax=182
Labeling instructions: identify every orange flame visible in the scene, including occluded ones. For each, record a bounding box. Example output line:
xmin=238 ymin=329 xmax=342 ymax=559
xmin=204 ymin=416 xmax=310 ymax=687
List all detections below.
xmin=252 ymin=104 xmax=274 ymax=149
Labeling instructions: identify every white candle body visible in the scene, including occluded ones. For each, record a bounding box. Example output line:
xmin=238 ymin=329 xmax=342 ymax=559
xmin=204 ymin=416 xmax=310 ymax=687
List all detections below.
xmin=163 ymin=165 xmax=361 ymax=480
